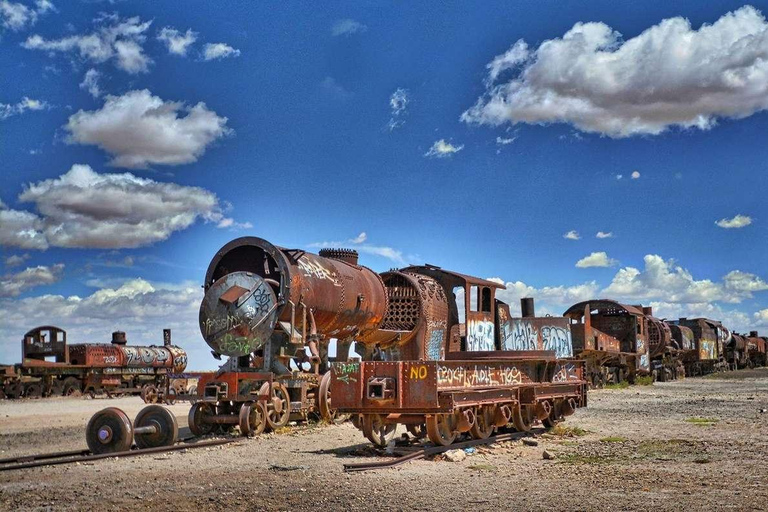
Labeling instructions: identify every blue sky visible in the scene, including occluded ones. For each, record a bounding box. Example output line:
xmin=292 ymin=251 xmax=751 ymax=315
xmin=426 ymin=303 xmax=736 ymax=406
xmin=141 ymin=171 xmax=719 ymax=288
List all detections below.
xmin=1 ymin=1 xmax=767 ymax=369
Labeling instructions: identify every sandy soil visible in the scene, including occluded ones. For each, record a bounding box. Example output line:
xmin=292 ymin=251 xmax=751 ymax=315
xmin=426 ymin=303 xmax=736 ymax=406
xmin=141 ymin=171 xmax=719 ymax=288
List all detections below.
xmin=3 ymin=369 xmax=768 ymax=511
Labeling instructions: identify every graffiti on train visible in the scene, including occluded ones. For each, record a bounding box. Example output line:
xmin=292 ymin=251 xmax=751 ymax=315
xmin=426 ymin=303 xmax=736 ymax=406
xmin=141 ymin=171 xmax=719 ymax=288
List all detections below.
xmin=541 ymin=325 xmax=573 ymax=358
xmin=467 ymin=319 xmax=494 ymax=351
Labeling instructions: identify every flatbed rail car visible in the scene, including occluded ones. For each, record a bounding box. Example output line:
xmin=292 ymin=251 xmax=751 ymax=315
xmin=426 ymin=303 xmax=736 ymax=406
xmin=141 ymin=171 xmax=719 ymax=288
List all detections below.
xmin=331 ymin=353 xmax=586 ymax=446
xmin=0 ymin=326 xmax=187 ymax=399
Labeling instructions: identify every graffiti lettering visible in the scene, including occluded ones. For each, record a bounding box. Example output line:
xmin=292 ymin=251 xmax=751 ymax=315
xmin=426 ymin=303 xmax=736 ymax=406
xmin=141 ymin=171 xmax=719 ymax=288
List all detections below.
xmin=437 ymin=364 xmax=523 ymax=387
xmin=467 ymin=319 xmax=494 ymax=351
xmin=409 ymin=366 xmax=428 ymax=380
xmin=553 ymin=362 xmax=578 ymax=382
xmin=541 ymin=325 xmax=573 ymax=358
xmin=332 ymin=362 xmax=360 ymax=384
xmin=297 ymin=259 xmax=341 ymax=287
xmin=504 ymin=320 xmax=537 ymax=351
xmin=426 ymin=329 xmax=444 ymax=360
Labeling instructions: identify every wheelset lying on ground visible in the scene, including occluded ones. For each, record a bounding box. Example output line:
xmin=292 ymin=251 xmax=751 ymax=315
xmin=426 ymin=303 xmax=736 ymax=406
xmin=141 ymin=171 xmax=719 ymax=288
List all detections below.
xmin=85 ymin=405 xmax=179 ymax=454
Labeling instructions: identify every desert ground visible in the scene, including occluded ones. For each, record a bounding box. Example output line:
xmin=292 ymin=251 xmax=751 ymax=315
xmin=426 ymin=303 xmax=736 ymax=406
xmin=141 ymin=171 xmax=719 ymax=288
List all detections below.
xmin=3 ymin=369 xmax=768 ymax=511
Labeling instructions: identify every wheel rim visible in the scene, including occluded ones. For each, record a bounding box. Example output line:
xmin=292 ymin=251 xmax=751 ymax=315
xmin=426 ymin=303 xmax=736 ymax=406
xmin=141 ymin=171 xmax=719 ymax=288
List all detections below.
xmin=362 ymin=414 xmax=397 ymax=447
xmin=134 ymin=405 xmax=178 ymax=449
xmin=406 ymin=423 xmax=427 ymax=439
xmin=164 ymin=387 xmax=177 ymax=405
xmin=426 ymin=413 xmax=457 ymax=446
xmin=470 ymin=406 xmax=495 ymax=440
xmin=239 ymin=401 xmax=267 ymax=437
xmin=141 ymin=385 xmax=158 ymax=404
xmin=86 ymin=407 xmax=133 ymax=454
xmin=25 ymin=384 xmax=43 ymax=399
xmin=260 ymin=382 xmax=290 ymax=430
xmin=543 ymin=400 xmax=563 ymax=428
xmin=188 ymin=402 xmax=215 ymax=436
xmin=512 ymin=404 xmax=532 ymax=432
xmin=318 ymin=372 xmax=350 ymax=425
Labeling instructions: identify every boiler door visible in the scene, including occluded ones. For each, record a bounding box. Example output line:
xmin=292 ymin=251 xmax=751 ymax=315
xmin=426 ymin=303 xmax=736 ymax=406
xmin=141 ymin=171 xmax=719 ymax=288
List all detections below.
xmin=199 ymin=271 xmax=279 ymax=357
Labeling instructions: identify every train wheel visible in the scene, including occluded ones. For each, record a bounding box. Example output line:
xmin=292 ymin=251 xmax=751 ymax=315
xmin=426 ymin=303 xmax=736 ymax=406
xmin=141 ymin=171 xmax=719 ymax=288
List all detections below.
xmin=24 ymin=383 xmax=43 ymax=399
xmin=350 ymin=414 xmax=362 ymax=430
xmin=239 ymin=401 xmax=268 ymax=437
xmin=512 ymin=404 xmax=533 ymax=432
xmin=188 ymin=402 xmax=216 ymax=436
xmin=362 ymin=413 xmax=397 ymax=447
xmin=134 ymin=405 xmax=178 ymax=449
xmin=62 ymin=377 xmax=82 ymax=397
xmin=406 ymin=423 xmax=427 ymax=440
xmin=259 ymin=382 xmax=290 ymax=431
xmin=49 ymin=379 xmax=64 ymax=397
xmin=141 ymin=385 xmax=159 ymax=404
xmin=86 ymin=407 xmax=134 ymax=454
xmin=164 ymin=386 xmax=177 ymax=405
xmin=6 ymin=382 xmax=24 ymax=399
xmin=187 ymin=385 xmax=198 ymax=405
xmin=470 ymin=406 xmax=495 ymax=440
xmin=543 ymin=401 xmax=563 ymax=428
xmin=318 ymin=372 xmax=350 ymax=425
xmin=426 ymin=413 xmax=457 ymax=446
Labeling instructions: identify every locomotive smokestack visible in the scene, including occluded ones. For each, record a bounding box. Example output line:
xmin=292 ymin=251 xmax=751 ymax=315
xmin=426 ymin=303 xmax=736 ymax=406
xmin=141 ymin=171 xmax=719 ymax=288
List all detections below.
xmin=643 ymin=306 xmax=653 ymax=316
xmin=521 ymin=297 xmax=535 ymax=318
xmin=751 ymin=331 xmax=759 ymax=337
xmin=163 ymin=329 xmax=171 ymax=346
xmin=111 ymin=331 xmax=127 ymax=345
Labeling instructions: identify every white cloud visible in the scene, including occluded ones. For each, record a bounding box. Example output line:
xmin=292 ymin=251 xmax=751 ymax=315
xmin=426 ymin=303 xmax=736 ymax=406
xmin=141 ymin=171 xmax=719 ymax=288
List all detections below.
xmin=563 ymin=230 xmax=580 ymax=240
xmin=462 ymin=6 xmax=768 ymax=137
xmin=350 ymin=232 xmax=367 ymax=244
xmin=424 ymin=139 xmax=463 ymax=158
xmin=575 ymin=251 xmax=617 ymax=268
xmin=755 ymin=308 xmax=768 ymax=327
xmin=490 ymin=277 xmax=600 ymax=316
xmin=0 ymin=96 xmax=48 ymax=120
xmin=64 ymin=89 xmax=231 ymax=169
xmin=157 ymin=27 xmax=197 ymax=56
xmin=79 ymin=68 xmax=101 ymax=98
xmin=202 ymin=42 xmax=240 ymax=61
xmin=631 ymin=171 xmax=641 ymax=179
xmin=616 ymin=174 xmax=623 ymax=180
xmin=23 ymin=15 xmax=153 ymax=74
xmin=715 ymin=214 xmax=752 ymax=229
xmin=0 ymin=263 xmax=63 ymax=297
xmin=4 ymin=253 xmax=30 ymax=267
xmin=387 ymin=88 xmax=409 ymax=131
xmin=216 ymin=218 xmax=252 ymax=230
xmin=603 ymin=254 xmax=767 ymax=304
xmin=1 ymin=0 xmax=53 ymax=32
xmin=0 ymin=164 xmax=240 ymax=249
xmin=651 ymin=301 xmax=752 ymax=332
xmin=331 ymin=19 xmax=367 ymax=37
xmin=0 ymin=278 xmax=213 ymax=370
xmin=496 ymin=136 xmax=516 ymax=145
xmin=309 ymin=232 xmax=406 ymax=264
xmin=596 ymin=231 xmax=613 ymax=239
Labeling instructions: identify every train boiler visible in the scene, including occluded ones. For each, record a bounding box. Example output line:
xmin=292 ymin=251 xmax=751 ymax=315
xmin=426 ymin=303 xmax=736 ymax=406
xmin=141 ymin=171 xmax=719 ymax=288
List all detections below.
xmin=330 ymin=268 xmax=587 ymax=447
xmin=191 ymin=237 xmax=389 ymax=435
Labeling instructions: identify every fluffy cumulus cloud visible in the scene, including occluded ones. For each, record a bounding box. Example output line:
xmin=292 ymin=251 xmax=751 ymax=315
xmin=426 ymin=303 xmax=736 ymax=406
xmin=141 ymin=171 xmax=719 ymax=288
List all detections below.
xmin=79 ymin=68 xmax=101 ymax=98
xmin=0 ymin=96 xmax=48 ymax=120
xmin=575 ymin=251 xmax=618 ymax=268
xmin=0 ymin=164 xmax=246 ymax=250
xmin=462 ymin=6 xmax=768 ymax=137
xmin=309 ymin=232 xmax=407 ymax=264
xmin=387 ymin=88 xmax=409 ymax=131
xmin=64 ymin=89 xmax=231 ymax=169
xmin=331 ymin=19 xmax=367 ymax=37
xmin=603 ymin=254 xmax=767 ymax=304
xmin=631 ymin=171 xmax=641 ymax=179
xmin=755 ymin=309 xmax=768 ymax=327
xmin=0 ymin=278 xmax=212 ymax=369
xmin=1 ymin=0 xmax=53 ymax=32
xmin=23 ymin=14 xmax=153 ymax=74
xmin=596 ymin=231 xmax=613 ymax=239
xmin=157 ymin=27 xmax=197 ymax=56
xmin=489 ymin=277 xmax=600 ymax=316
xmin=424 ymin=139 xmax=463 ymax=158
xmin=0 ymin=263 xmax=63 ymax=297
xmin=202 ymin=42 xmax=240 ymax=61
xmin=4 ymin=253 xmax=30 ymax=267
xmin=563 ymin=230 xmax=580 ymax=240
xmin=715 ymin=214 xmax=752 ymax=229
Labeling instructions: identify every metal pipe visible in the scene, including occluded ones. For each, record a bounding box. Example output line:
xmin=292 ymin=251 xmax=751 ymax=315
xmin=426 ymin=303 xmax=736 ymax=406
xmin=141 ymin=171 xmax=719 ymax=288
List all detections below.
xmin=521 ymin=298 xmax=535 ymax=318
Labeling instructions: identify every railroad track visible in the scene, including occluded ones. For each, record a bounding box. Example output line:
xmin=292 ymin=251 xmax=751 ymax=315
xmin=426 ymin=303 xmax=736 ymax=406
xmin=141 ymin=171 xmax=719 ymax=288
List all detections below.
xmin=0 ymin=437 xmax=236 ymax=472
xmin=343 ymin=430 xmax=535 ymax=472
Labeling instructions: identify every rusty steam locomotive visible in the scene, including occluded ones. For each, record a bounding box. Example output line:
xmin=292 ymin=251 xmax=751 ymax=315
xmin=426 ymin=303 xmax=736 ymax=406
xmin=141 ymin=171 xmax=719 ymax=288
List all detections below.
xmin=0 ymin=326 xmax=187 ymax=400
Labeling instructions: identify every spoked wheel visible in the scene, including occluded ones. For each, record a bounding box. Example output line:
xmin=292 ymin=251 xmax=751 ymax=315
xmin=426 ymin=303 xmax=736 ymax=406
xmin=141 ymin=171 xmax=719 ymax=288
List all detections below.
xmin=164 ymin=386 xmax=178 ymax=405
xmin=62 ymin=377 xmax=82 ymax=397
xmin=470 ymin=405 xmax=495 ymax=440
xmin=6 ymin=382 xmax=24 ymax=399
xmin=86 ymin=407 xmax=134 ymax=454
xmin=188 ymin=402 xmax=216 ymax=436
xmin=512 ymin=404 xmax=533 ymax=432
xmin=406 ymin=423 xmax=427 ymax=440
xmin=426 ymin=413 xmax=457 ymax=446
xmin=318 ymin=372 xmax=350 ymax=424
xmin=24 ymin=383 xmax=43 ymax=399
xmin=543 ymin=400 xmax=563 ymax=428
xmin=134 ymin=405 xmax=178 ymax=449
xmin=362 ymin=414 xmax=397 ymax=447
xmin=141 ymin=385 xmax=159 ymax=404
xmin=239 ymin=401 xmax=268 ymax=437
xmin=259 ymin=382 xmax=291 ymax=431
xmin=49 ymin=379 xmax=64 ymax=397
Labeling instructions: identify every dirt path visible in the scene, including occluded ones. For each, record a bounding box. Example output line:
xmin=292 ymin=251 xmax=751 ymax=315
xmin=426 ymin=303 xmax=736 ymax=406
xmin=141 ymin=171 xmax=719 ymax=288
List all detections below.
xmin=3 ymin=369 xmax=768 ymax=511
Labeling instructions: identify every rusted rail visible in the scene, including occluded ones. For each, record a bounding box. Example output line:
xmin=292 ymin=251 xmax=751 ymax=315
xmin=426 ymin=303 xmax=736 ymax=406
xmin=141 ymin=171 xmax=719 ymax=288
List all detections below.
xmin=0 ymin=437 xmax=235 ymax=472
xmin=343 ymin=430 xmax=535 ymax=472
